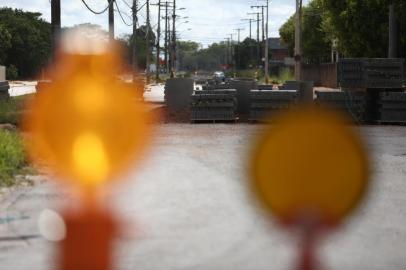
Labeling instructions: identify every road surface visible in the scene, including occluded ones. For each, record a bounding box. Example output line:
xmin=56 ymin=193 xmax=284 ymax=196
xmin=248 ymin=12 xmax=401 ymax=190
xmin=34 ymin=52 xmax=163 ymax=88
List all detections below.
xmin=0 ymin=124 xmax=406 ymax=270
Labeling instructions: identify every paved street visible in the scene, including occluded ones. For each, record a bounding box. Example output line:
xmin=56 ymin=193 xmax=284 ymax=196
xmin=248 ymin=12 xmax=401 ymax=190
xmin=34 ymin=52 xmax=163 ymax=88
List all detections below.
xmin=0 ymin=124 xmax=406 ymax=270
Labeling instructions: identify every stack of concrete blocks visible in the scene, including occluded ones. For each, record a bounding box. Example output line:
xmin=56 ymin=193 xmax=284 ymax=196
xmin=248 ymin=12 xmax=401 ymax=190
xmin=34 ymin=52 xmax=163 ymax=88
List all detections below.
xmin=230 ymin=79 xmax=258 ymax=115
xmin=249 ymin=90 xmax=298 ymax=121
xmin=379 ymin=92 xmax=406 ymax=123
xmin=191 ymin=89 xmax=237 ymax=122
xmin=338 ymin=58 xmax=405 ymax=89
xmin=258 ymin=85 xmax=274 ymax=90
xmin=278 ymin=81 xmax=301 ymax=91
xmin=165 ymin=78 xmax=194 ymax=110
xmin=315 ymin=91 xmax=368 ymax=122
xmin=0 ymin=66 xmax=9 ymax=100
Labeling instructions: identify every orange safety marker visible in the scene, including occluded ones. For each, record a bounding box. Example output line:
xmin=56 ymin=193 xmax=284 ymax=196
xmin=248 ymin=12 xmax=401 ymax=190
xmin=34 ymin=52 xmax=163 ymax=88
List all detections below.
xmin=24 ymin=34 xmax=154 ymax=270
xmin=250 ymin=106 xmax=370 ymax=270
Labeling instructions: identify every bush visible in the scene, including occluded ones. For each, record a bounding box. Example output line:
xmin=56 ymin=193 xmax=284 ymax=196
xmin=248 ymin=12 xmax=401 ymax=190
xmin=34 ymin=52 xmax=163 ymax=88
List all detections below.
xmin=0 ymin=130 xmax=26 ymax=186
xmin=6 ymin=64 xmax=18 ymax=80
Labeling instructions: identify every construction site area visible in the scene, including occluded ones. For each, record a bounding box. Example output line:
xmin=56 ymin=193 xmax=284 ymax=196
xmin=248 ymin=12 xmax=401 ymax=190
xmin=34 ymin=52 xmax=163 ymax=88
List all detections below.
xmin=1 ymin=0 xmax=406 ymax=270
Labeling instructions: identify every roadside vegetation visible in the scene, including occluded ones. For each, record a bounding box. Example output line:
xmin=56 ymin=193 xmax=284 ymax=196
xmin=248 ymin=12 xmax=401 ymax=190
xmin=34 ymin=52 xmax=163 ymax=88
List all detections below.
xmin=0 ymin=130 xmax=26 ymax=186
xmin=0 ymin=94 xmax=30 ymax=126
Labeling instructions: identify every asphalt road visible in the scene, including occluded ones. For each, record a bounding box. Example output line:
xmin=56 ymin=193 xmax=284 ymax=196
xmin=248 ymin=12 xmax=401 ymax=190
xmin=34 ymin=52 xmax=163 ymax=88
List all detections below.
xmin=0 ymin=124 xmax=406 ymax=270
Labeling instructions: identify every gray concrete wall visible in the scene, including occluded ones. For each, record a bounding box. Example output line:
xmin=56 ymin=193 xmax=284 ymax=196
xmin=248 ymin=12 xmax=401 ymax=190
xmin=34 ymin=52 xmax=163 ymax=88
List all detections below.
xmin=0 ymin=66 xmax=5 ymax=81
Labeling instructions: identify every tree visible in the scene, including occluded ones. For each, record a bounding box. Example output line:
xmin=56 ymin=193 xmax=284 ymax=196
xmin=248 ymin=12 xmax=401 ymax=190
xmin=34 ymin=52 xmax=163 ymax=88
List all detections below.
xmin=119 ymin=25 xmax=156 ymax=70
xmin=279 ymin=0 xmax=331 ymax=63
xmin=0 ymin=8 xmax=51 ymax=78
xmin=321 ymin=0 xmax=406 ymax=58
xmin=0 ymin=24 xmax=11 ymax=64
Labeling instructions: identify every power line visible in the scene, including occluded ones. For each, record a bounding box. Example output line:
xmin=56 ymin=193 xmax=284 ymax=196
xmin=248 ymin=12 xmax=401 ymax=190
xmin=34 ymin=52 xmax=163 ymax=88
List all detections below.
xmin=114 ymin=0 xmax=133 ymax=26
xmin=81 ymin=0 xmax=115 ymax=15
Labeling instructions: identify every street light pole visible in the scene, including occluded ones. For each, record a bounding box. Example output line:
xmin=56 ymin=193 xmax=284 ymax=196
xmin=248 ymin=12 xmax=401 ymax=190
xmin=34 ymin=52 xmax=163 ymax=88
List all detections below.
xmin=108 ymin=0 xmax=115 ymax=41
xmin=132 ymin=0 xmax=138 ymax=80
xmin=155 ymin=0 xmax=161 ymax=81
xmin=294 ymin=0 xmax=302 ymax=81
xmin=170 ymin=0 xmax=176 ymax=78
xmin=146 ymin=0 xmax=151 ymax=83
xmin=51 ymin=0 xmax=61 ymax=59
xmin=264 ymin=0 xmax=269 ymax=84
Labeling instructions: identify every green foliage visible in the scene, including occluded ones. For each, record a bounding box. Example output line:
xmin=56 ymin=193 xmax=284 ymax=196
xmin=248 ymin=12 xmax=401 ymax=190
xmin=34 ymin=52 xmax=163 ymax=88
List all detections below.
xmin=321 ymin=0 xmax=406 ymax=58
xmin=279 ymin=0 xmax=331 ymax=63
xmin=120 ymin=25 xmax=157 ymax=70
xmin=0 ymin=95 xmax=29 ymax=126
xmin=280 ymin=0 xmax=406 ymax=59
xmin=0 ymin=23 xmax=11 ymax=64
xmin=0 ymin=130 xmax=26 ymax=186
xmin=234 ymin=38 xmax=264 ymax=69
xmin=0 ymin=8 xmax=51 ymax=78
xmin=6 ymin=64 xmax=18 ymax=80
xmin=268 ymin=68 xmax=294 ymax=84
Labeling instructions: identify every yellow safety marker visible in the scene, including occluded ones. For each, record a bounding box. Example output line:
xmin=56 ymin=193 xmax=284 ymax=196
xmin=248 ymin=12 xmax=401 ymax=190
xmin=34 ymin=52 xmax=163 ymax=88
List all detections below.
xmin=251 ymin=106 xmax=369 ymax=227
xmin=24 ymin=52 xmax=153 ymax=194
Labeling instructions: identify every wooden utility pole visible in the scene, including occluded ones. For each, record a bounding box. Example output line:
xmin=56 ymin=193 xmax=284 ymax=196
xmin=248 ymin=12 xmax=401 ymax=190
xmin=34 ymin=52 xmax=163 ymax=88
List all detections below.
xmin=132 ymin=0 xmax=138 ymax=79
xmin=170 ymin=0 xmax=176 ymax=78
xmin=234 ymin=28 xmax=244 ymax=70
xmin=51 ymin=0 xmax=61 ymax=57
xmin=388 ymin=2 xmax=397 ymax=58
xmin=242 ymin=19 xmax=254 ymax=40
xmin=155 ymin=0 xmax=162 ymax=81
xmin=146 ymin=0 xmax=151 ymax=83
xmin=264 ymin=0 xmax=270 ymax=84
xmin=164 ymin=2 xmax=169 ymax=74
xmin=295 ymin=0 xmax=303 ymax=81
xmin=108 ymin=0 xmax=115 ymax=41
xmin=248 ymin=12 xmax=261 ymax=67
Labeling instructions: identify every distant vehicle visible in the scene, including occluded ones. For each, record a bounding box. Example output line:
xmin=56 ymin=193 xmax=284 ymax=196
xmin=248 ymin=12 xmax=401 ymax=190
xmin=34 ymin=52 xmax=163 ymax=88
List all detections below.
xmin=213 ymin=71 xmax=225 ymax=83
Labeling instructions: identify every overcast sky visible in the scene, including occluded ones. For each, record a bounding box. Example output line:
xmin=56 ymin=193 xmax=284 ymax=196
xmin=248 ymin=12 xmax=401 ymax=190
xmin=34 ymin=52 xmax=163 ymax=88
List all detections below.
xmin=2 ymin=0 xmax=310 ymax=47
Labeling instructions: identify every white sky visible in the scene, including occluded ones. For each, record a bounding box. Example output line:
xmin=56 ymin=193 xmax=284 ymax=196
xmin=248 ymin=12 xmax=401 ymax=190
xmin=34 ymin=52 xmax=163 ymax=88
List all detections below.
xmin=1 ymin=0 xmax=310 ymax=47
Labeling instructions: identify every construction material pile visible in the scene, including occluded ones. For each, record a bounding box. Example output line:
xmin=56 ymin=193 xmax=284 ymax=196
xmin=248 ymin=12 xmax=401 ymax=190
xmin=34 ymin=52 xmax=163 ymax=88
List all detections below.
xmin=278 ymin=81 xmax=301 ymax=90
xmin=191 ymin=89 xmax=237 ymax=122
xmin=338 ymin=58 xmax=405 ymax=89
xmin=0 ymin=81 xmax=10 ymax=100
xmin=165 ymin=78 xmax=194 ymax=110
xmin=379 ymin=92 xmax=406 ymax=123
xmin=250 ymin=90 xmax=298 ymax=121
xmin=315 ymin=91 xmax=367 ymax=123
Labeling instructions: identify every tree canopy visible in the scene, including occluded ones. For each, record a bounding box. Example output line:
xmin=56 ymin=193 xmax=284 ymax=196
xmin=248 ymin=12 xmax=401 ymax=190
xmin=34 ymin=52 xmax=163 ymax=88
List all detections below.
xmin=279 ymin=0 xmax=406 ymax=60
xmin=0 ymin=8 xmax=51 ymax=78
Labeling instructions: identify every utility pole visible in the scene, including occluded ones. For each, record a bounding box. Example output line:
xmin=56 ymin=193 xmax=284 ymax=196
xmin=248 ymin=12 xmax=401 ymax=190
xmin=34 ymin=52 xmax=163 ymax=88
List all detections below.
xmin=388 ymin=2 xmax=397 ymax=58
xmin=242 ymin=18 xmax=254 ymax=39
xmin=234 ymin=28 xmax=244 ymax=70
xmin=146 ymin=0 xmax=151 ymax=83
xmin=155 ymin=0 xmax=161 ymax=81
xmin=51 ymin=0 xmax=61 ymax=58
xmin=108 ymin=0 xmax=115 ymax=41
xmin=171 ymin=0 xmax=176 ymax=78
xmin=248 ymin=12 xmax=261 ymax=67
xmin=295 ymin=0 xmax=303 ymax=81
xmin=251 ymin=5 xmax=266 ymax=60
xmin=234 ymin=28 xmax=244 ymax=44
xmin=225 ymin=38 xmax=230 ymax=68
xmin=264 ymin=0 xmax=269 ymax=84
xmin=164 ymin=2 xmax=169 ymax=74
xmin=132 ymin=0 xmax=138 ymax=79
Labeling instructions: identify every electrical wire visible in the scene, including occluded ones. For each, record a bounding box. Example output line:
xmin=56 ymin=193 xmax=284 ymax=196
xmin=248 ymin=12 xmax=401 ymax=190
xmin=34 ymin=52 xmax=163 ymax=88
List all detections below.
xmin=81 ymin=0 xmax=114 ymax=15
xmin=114 ymin=0 xmax=133 ymax=26
xmin=121 ymin=0 xmax=132 ymax=9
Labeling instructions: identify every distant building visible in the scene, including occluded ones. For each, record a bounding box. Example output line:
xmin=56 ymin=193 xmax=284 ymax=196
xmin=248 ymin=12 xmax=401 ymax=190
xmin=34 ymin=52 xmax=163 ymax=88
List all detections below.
xmin=267 ymin=38 xmax=289 ymax=61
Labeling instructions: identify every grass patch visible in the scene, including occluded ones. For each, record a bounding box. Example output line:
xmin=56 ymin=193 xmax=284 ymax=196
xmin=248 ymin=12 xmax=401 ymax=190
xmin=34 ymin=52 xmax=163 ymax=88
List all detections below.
xmin=0 ymin=94 xmax=32 ymax=126
xmin=0 ymin=130 xmax=26 ymax=187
